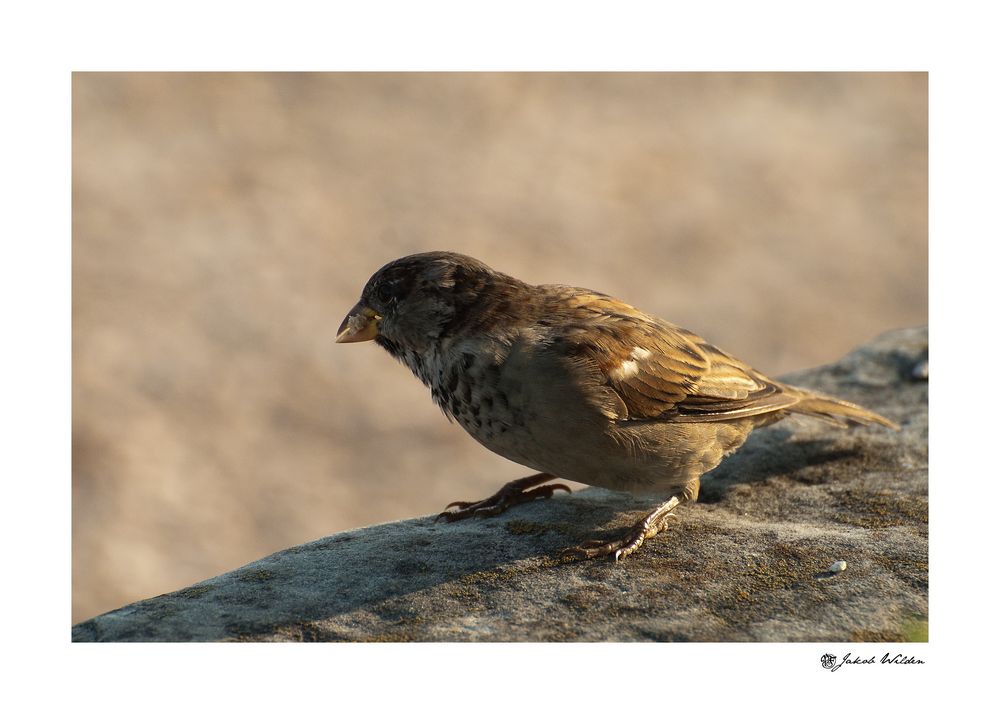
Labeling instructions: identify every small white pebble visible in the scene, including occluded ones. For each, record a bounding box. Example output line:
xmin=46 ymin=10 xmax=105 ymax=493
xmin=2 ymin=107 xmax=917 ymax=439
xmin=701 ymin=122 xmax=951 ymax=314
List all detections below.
xmin=829 ymin=560 xmax=848 ymax=573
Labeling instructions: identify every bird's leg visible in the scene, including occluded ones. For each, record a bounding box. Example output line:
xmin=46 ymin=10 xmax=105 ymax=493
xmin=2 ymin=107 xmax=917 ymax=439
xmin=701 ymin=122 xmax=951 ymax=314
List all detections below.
xmin=435 ymin=472 xmax=570 ymax=522
xmin=565 ymin=479 xmax=700 ymax=562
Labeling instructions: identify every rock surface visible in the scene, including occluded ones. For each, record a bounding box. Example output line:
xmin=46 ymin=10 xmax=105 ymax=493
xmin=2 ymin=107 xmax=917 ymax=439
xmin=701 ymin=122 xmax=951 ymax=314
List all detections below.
xmin=72 ymin=327 xmax=928 ymax=642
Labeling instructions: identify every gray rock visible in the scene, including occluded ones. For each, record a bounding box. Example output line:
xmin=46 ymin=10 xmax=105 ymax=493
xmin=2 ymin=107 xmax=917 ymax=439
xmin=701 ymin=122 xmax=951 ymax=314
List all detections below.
xmin=73 ymin=327 xmax=928 ymax=642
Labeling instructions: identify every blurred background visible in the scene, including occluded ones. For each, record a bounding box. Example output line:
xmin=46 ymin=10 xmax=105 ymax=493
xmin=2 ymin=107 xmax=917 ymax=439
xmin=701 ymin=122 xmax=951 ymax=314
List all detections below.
xmin=72 ymin=73 xmax=926 ymax=623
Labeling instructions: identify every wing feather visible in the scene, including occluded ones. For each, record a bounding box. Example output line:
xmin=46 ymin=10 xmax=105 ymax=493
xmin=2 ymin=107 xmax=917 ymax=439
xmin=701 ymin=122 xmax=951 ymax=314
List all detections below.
xmin=542 ymin=288 xmax=800 ymax=423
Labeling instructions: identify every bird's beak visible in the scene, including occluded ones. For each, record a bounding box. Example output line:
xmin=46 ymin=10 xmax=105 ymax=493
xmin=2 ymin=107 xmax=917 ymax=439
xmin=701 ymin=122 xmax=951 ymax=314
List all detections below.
xmin=336 ymin=303 xmax=381 ymax=343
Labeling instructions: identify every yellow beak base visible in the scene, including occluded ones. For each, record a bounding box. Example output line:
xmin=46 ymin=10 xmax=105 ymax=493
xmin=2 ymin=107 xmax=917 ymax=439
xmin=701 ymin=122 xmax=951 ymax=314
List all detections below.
xmin=336 ymin=304 xmax=381 ymax=343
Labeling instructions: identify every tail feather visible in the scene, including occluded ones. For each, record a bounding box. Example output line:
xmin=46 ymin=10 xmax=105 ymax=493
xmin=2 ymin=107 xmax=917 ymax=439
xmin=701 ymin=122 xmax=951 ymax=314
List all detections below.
xmin=786 ymin=387 xmax=900 ymax=430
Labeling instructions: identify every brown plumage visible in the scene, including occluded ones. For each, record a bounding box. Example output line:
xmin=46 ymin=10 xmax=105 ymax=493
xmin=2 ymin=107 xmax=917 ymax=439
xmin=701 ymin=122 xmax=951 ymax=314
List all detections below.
xmin=337 ymin=251 xmax=898 ymax=560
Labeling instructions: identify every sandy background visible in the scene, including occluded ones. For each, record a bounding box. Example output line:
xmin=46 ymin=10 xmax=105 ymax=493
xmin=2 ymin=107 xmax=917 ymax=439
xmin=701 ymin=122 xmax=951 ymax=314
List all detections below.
xmin=72 ymin=73 xmax=926 ymax=623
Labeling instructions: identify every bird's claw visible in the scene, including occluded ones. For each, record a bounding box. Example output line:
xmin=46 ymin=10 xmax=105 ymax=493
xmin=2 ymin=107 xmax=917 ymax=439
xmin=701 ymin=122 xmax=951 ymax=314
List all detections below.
xmin=435 ymin=482 xmax=571 ymax=523
xmin=562 ymin=512 xmax=678 ymax=562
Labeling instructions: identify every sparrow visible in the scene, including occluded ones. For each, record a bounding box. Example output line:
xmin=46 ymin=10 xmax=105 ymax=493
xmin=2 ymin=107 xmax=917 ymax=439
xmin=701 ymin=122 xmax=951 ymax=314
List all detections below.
xmin=337 ymin=251 xmax=899 ymax=561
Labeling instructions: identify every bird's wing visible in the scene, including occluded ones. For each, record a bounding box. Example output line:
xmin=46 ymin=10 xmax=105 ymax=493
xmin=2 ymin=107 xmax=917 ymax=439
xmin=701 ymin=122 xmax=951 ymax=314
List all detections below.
xmin=545 ymin=290 xmax=799 ymax=423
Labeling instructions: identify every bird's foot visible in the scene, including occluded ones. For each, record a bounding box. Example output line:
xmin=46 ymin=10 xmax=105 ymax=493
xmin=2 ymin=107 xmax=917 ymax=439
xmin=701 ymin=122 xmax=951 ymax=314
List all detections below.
xmin=563 ymin=496 xmax=682 ymax=562
xmin=435 ymin=473 xmax=570 ymax=522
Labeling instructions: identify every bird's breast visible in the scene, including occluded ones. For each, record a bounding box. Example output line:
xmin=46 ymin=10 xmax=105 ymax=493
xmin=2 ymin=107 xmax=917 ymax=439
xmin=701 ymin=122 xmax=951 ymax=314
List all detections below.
xmin=428 ymin=345 xmax=518 ymax=438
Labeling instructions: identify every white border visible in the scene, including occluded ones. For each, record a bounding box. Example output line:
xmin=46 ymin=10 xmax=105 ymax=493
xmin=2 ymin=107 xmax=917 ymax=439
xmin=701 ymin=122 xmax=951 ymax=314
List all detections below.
xmin=3 ymin=0 xmax=993 ymax=710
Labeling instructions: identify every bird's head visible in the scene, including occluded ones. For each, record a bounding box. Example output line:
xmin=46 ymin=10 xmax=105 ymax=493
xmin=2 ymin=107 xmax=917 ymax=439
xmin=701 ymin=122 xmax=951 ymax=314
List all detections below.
xmin=336 ymin=251 xmax=507 ymax=354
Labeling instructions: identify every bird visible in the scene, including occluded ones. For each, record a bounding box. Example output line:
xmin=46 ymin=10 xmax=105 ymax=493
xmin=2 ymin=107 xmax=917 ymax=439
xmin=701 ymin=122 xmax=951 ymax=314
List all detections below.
xmin=336 ymin=251 xmax=899 ymax=561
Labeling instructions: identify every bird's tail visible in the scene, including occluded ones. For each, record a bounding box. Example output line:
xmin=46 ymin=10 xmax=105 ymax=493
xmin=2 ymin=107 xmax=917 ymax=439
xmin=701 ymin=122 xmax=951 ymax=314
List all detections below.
xmin=784 ymin=386 xmax=900 ymax=430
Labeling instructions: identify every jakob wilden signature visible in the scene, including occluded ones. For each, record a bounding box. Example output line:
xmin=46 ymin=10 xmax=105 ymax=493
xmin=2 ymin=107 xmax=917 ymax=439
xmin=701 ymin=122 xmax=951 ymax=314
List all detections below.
xmin=822 ymin=653 xmax=925 ymax=671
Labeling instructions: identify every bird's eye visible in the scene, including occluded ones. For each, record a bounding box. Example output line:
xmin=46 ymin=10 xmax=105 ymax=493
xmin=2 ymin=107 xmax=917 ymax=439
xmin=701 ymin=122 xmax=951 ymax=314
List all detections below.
xmin=375 ymin=282 xmax=395 ymax=303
